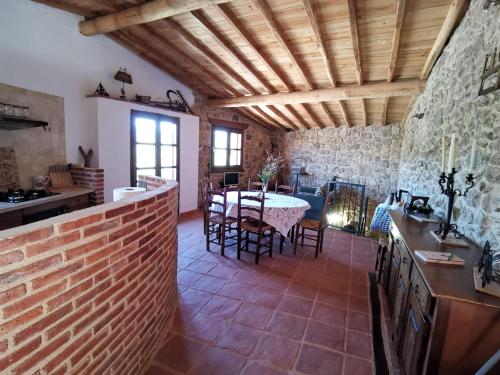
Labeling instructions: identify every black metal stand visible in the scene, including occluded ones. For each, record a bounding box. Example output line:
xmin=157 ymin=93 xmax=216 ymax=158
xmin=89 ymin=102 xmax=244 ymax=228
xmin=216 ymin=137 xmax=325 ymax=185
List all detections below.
xmin=435 ymin=168 xmax=475 ymax=240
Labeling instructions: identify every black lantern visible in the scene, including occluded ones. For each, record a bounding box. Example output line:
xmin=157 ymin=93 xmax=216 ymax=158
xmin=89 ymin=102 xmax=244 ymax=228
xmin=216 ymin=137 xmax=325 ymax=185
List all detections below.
xmin=114 ymin=68 xmax=133 ymax=99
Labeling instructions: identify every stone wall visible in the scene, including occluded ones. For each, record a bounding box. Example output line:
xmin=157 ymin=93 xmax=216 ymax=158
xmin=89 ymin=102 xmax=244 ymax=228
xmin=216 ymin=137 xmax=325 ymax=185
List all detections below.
xmin=276 ymin=125 xmax=403 ymax=202
xmin=398 ymin=0 xmax=500 ymax=247
xmin=0 ymin=83 xmax=66 ymax=189
xmin=192 ymin=95 xmax=273 ymax=192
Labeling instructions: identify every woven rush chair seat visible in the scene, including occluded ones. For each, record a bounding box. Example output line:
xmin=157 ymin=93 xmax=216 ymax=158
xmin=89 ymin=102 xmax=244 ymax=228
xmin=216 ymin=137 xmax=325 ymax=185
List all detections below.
xmin=205 ymin=189 xmax=238 ymax=256
xmin=237 ymin=191 xmax=274 ymax=264
xmin=293 ymin=192 xmax=334 ymax=258
xmin=240 ymin=219 xmax=273 ymax=233
xmin=299 ymin=218 xmax=322 ymax=230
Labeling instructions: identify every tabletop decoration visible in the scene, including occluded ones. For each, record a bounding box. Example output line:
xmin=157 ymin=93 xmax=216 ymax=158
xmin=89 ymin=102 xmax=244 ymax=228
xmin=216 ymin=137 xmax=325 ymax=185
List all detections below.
xmin=432 ymin=134 xmax=476 ymax=246
xmin=258 ymin=151 xmax=284 ymax=193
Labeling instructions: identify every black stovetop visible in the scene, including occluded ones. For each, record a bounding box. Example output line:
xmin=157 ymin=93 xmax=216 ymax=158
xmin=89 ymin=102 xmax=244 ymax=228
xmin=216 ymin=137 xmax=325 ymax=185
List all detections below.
xmin=0 ymin=189 xmax=60 ymax=204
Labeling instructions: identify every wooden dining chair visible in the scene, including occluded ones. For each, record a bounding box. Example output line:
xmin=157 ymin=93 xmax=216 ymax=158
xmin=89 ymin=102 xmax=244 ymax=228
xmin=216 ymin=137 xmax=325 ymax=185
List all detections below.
xmin=293 ymin=192 xmax=334 ymax=258
xmin=237 ymin=191 xmax=274 ymax=264
xmin=247 ymin=177 xmax=264 ymax=192
xmin=205 ymin=189 xmax=238 ymax=256
xmin=275 ymin=182 xmax=296 ymax=195
xmin=200 ymin=178 xmax=214 ymax=235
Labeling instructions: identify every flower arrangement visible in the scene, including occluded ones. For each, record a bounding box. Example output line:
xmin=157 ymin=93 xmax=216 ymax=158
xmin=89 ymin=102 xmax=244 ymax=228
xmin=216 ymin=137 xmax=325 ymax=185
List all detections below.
xmin=258 ymin=151 xmax=284 ymax=191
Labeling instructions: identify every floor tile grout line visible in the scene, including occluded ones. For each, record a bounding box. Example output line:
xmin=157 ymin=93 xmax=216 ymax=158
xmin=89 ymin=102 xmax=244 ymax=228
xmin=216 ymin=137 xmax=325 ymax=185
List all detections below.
xmin=169 ymin=218 xmax=379 ymax=375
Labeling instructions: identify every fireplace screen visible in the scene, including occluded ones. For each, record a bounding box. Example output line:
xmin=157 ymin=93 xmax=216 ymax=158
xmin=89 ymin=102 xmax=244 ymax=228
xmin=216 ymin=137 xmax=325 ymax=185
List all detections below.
xmin=327 ymin=181 xmax=368 ymax=236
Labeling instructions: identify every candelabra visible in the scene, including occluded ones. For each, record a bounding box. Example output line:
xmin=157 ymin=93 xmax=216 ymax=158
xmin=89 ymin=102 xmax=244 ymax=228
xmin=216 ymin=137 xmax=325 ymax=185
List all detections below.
xmin=435 ymin=168 xmax=475 ymax=240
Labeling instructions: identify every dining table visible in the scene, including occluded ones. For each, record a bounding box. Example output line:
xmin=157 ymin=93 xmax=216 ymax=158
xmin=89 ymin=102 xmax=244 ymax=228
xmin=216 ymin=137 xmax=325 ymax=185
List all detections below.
xmin=212 ymin=191 xmax=311 ymax=236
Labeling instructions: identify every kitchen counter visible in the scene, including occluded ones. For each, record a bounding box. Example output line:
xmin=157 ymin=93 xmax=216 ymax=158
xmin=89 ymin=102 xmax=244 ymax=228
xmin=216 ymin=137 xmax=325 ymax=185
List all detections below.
xmin=0 ymin=188 xmax=94 ymax=214
xmin=0 ymin=188 xmax=94 ymax=231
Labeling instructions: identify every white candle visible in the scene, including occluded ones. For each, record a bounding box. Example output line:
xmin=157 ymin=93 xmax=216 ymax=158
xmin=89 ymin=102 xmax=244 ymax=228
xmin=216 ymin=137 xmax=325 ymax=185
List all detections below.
xmin=441 ymin=136 xmax=446 ymax=173
xmin=469 ymin=139 xmax=477 ymax=173
xmin=447 ymin=134 xmax=456 ymax=174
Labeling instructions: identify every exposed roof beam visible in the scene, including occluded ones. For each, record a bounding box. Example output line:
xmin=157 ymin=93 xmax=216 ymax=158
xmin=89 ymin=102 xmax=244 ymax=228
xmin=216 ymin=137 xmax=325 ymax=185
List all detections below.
xmin=252 ymin=0 xmax=330 ymax=128
xmin=138 ymin=25 xmax=238 ymax=97
xmin=239 ymin=108 xmax=275 ymax=130
xmin=251 ymin=107 xmax=281 ymax=129
xmin=382 ymin=0 xmax=407 ymax=125
xmin=191 ymin=10 xmax=274 ymax=94
xmin=284 ymin=105 xmax=311 ymax=130
xmin=420 ymin=0 xmax=469 ymax=79
xmin=401 ymin=95 xmax=417 ymax=126
xmin=167 ymin=19 xmax=254 ymax=95
xmin=266 ymin=106 xmax=299 ymax=130
xmin=347 ymin=0 xmax=367 ymax=126
xmin=252 ymin=0 xmax=313 ymax=90
xmin=110 ymin=31 xmax=215 ymax=97
xmin=302 ymin=0 xmax=348 ymax=128
xmin=216 ymin=3 xmax=312 ymax=129
xmin=78 ymin=0 xmax=234 ymax=36
xmin=34 ymin=0 xmax=94 ymax=17
xmin=188 ymin=10 xmax=290 ymax=129
xmin=207 ymin=80 xmax=426 ymax=107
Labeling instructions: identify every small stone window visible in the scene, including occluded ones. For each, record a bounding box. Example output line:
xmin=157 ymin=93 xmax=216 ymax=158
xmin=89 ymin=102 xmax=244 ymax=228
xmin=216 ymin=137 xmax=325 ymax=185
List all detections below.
xmin=209 ymin=118 xmax=248 ymax=173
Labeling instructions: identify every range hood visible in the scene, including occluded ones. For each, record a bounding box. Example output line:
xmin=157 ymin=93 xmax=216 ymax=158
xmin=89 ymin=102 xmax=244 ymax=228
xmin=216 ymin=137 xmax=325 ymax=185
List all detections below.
xmin=0 ymin=116 xmax=48 ymax=131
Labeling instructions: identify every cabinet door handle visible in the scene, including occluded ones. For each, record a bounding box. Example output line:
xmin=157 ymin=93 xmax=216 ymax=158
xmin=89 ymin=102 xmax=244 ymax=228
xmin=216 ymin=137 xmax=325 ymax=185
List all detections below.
xmin=414 ymin=284 xmax=420 ymax=295
xmin=402 ymin=257 xmax=407 ymax=264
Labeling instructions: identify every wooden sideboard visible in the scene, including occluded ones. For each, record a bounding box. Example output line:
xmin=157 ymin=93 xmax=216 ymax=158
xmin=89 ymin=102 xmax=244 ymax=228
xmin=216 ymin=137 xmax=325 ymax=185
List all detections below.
xmin=376 ymin=211 xmax=500 ymax=375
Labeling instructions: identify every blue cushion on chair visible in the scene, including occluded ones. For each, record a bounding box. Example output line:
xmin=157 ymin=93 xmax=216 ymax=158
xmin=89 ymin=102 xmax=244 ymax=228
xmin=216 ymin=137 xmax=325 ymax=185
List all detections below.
xmin=294 ymin=193 xmax=325 ymax=221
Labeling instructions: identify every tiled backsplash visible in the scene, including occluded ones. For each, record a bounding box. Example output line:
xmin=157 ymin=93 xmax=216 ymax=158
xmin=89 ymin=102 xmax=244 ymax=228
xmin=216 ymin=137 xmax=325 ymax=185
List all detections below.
xmin=0 ymin=82 xmax=66 ymax=189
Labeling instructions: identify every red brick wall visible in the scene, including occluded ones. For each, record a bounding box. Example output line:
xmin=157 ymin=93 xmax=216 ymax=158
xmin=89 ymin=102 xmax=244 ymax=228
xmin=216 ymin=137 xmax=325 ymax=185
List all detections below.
xmin=0 ymin=178 xmax=178 ymax=374
xmin=70 ymin=166 xmax=104 ymax=206
xmin=0 ymin=147 xmax=20 ymax=190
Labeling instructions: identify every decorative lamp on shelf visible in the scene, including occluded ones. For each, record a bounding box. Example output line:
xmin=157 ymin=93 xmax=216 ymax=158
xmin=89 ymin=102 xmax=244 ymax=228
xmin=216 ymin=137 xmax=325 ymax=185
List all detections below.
xmin=114 ymin=68 xmax=133 ymax=99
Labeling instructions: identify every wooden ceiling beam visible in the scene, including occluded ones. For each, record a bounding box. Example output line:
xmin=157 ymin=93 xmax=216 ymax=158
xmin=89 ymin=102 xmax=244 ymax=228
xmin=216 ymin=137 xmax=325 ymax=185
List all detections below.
xmin=420 ymin=0 xmax=469 ymax=80
xmin=251 ymin=107 xmax=281 ymax=129
xmin=216 ymin=4 xmax=312 ymax=130
xmin=252 ymin=0 xmax=313 ymax=90
xmin=110 ymin=31 xmax=215 ymax=97
xmin=187 ymin=10 xmax=291 ymax=130
xmin=166 ymin=19 xmax=254 ymax=95
xmin=33 ymin=0 xmax=94 ymax=17
xmin=207 ymin=80 xmax=426 ymax=107
xmin=252 ymin=0 xmax=330 ymax=129
xmin=284 ymin=105 xmax=311 ymax=130
xmin=347 ymin=0 xmax=367 ymax=126
xmin=191 ymin=9 xmax=274 ymax=94
xmin=217 ymin=4 xmax=291 ymax=92
xmin=302 ymin=0 xmax=347 ymax=128
xmin=137 ymin=25 xmax=238 ymax=98
xmin=265 ymin=106 xmax=299 ymax=130
xmin=239 ymin=108 xmax=275 ymax=130
xmin=382 ymin=0 xmax=407 ymax=126
xmin=78 ymin=0 xmax=234 ymax=36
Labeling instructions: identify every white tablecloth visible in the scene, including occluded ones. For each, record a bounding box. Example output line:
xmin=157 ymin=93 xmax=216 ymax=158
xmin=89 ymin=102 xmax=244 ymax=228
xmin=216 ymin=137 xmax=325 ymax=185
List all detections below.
xmin=212 ymin=191 xmax=311 ymax=235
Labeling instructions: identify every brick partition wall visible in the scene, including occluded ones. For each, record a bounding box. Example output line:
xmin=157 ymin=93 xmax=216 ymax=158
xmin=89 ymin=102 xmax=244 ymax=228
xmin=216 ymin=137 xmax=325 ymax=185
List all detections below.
xmin=0 ymin=177 xmax=178 ymax=374
xmin=0 ymin=148 xmax=20 ymax=190
xmin=70 ymin=166 xmax=104 ymax=206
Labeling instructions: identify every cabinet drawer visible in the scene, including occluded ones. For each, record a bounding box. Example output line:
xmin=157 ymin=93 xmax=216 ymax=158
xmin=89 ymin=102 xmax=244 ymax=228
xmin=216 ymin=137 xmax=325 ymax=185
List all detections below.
xmin=0 ymin=210 xmax=23 ymax=230
xmin=411 ymin=268 xmax=431 ymax=316
xmin=67 ymin=194 xmax=90 ymax=209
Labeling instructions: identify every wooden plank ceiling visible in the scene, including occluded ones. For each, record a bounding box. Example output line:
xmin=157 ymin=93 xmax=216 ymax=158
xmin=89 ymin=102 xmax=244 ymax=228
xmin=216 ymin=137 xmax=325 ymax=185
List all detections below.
xmin=34 ymin=0 xmax=468 ymax=130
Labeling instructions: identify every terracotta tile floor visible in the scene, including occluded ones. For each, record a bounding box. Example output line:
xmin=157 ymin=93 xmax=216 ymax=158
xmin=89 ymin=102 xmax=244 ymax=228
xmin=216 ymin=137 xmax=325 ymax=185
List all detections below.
xmin=146 ymin=211 xmax=379 ymax=375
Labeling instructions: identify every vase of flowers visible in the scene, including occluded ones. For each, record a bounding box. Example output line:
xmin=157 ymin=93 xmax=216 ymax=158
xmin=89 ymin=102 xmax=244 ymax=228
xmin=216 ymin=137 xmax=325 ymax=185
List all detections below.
xmin=258 ymin=151 xmax=284 ymax=193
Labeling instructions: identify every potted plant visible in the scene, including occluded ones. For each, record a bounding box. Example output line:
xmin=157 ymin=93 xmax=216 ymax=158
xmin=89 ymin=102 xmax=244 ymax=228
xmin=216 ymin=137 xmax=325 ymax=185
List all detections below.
xmin=258 ymin=151 xmax=284 ymax=192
